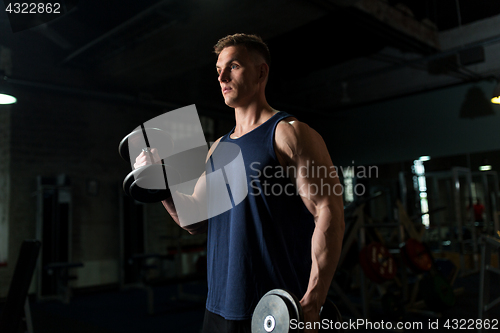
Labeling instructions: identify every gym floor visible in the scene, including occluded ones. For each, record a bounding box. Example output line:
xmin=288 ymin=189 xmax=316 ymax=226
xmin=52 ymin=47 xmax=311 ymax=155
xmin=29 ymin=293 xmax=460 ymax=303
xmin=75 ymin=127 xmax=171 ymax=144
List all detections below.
xmin=12 ymin=272 xmax=498 ymax=333
xmin=29 ymin=282 xmax=207 ymax=333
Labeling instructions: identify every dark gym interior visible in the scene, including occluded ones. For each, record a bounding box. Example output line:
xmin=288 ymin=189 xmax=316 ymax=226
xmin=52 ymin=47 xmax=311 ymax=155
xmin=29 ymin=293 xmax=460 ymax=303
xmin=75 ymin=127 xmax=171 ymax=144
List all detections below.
xmin=1 ymin=0 xmax=500 ymax=332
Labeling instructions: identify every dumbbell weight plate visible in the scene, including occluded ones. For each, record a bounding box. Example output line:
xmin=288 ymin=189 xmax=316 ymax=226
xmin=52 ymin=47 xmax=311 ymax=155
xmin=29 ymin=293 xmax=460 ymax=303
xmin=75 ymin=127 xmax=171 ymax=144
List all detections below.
xmin=252 ymin=289 xmax=303 ymax=333
xmin=119 ymin=127 xmax=174 ymax=162
xmin=319 ymin=299 xmax=343 ymax=332
xmin=129 ymin=178 xmax=170 ymax=203
xmin=252 ymin=294 xmax=291 ymax=333
xmin=123 ymin=165 xmax=159 ymax=197
xmin=359 ymin=245 xmax=384 ymax=283
xmin=400 ymin=238 xmax=433 ymax=273
xmin=123 ymin=164 xmax=181 ymax=203
xmin=359 ymin=242 xmax=397 ymax=283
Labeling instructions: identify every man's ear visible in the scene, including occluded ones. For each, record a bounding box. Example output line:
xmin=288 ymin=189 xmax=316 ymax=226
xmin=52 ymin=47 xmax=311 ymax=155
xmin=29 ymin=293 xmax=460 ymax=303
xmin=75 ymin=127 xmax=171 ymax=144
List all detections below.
xmin=259 ymin=63 xmax=269 ymax=82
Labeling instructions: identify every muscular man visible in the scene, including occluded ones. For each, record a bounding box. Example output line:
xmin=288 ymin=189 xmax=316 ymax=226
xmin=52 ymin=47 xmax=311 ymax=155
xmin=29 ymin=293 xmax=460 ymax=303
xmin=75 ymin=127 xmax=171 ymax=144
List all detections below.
xmin=135 ymin=33 xmax=344 ymax=333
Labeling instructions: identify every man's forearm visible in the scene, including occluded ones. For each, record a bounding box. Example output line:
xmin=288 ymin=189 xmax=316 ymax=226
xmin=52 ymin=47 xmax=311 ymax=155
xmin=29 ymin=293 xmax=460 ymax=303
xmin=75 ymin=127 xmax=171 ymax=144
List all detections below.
xmin=305 ymin=204 xmax=345 ymax=306
xmin=162 ymin=197 xmax=180 ymax=224
xmin=161 ymin=195 xmax=208 ymax=234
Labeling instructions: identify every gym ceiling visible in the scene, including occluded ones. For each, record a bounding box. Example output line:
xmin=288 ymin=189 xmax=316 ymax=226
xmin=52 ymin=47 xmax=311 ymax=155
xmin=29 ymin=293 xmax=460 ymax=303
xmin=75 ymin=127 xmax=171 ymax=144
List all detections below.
xmin=2 ymin=0 xmax=500 ymax=122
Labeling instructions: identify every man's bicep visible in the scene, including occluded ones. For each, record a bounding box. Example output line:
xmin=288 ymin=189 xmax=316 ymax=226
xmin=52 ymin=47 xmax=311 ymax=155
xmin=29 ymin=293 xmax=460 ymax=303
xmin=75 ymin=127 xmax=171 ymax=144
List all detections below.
xmin=289 ymin=125 xmax=342 ymax=214
xmin=191 ymin=171 xmax=207 ymax=201
xmin=191 ymin=137 xmax=222 ymax=201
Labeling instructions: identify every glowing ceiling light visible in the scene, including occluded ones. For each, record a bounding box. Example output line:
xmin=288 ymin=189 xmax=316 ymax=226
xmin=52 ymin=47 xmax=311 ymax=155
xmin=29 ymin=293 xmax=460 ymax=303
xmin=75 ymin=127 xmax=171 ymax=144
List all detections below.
xmin=492 ymin=82 xmax=500 ymax=104
xmin=419 ymin=156 xmax=431 ymax=162
xmin=0 ymin=93 xmax=16 ymax=104
xmin=479 ymin=165 xmax=492 ymax=171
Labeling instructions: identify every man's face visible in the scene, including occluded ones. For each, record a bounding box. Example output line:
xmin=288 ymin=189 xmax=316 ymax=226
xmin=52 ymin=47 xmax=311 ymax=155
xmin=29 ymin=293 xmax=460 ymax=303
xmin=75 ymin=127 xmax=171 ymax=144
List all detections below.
xmin=216 ymin=45 xmax=262 ymax=108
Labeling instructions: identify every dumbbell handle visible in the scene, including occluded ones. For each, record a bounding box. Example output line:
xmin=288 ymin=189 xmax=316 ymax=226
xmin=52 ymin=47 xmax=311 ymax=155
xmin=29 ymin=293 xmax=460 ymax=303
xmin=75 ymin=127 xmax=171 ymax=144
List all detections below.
xmin=142 ymin=147 xmax=157 ymax=165
xmin=118 ymin=127 xmax=173 ymax=163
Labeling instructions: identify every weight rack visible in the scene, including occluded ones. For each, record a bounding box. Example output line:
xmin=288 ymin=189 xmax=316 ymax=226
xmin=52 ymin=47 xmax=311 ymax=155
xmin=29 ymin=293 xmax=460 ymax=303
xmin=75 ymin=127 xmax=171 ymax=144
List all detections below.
xmin=399 ymin=167 xmax=481 ymax=276
xmin=478 ymin=235 xmax=500 ymax=328
xmin=336 ymin=193 xmax=462 ymax=323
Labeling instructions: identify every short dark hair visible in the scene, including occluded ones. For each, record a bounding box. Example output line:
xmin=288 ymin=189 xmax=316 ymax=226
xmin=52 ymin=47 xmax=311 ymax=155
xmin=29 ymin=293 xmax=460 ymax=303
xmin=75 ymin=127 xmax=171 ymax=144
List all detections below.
xmin=214 ymin=33 xmax=271 ymax=67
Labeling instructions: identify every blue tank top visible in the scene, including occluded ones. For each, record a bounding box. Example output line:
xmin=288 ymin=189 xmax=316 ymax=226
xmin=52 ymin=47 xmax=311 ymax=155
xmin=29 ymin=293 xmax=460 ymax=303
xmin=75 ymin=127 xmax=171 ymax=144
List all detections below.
xmin=205 ymin=111 xmax=315 ymax=320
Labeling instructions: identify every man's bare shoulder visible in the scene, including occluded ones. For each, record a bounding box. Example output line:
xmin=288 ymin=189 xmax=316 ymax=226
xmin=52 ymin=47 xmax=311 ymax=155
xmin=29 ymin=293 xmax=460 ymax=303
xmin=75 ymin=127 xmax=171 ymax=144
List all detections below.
xmin=275 ymin=117 xmax=323 ymax=160
xmin=276 ymin=118 xmax=321 ymax=144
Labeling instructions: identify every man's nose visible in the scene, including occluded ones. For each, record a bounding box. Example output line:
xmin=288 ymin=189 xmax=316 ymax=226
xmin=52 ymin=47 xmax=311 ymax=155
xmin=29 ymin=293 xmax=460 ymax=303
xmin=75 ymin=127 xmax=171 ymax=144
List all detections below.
xmin=218 ymin=69 xmax=230 ymax=83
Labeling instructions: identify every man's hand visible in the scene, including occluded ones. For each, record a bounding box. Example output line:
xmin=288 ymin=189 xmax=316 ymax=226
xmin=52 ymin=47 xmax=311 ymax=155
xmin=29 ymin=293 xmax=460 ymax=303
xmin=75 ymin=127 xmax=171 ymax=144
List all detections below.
xmin=134 ymin=148 xmax=161 ymax=169
xmin=300 ymin=292 xmax=321 ymax=333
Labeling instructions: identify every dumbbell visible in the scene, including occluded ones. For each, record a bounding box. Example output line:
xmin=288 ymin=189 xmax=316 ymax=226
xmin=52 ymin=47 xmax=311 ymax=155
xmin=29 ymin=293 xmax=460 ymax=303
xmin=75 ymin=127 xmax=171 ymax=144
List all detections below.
xmin=251 ymin=289 xmax=343 ymax=333
xmin=119 ymin=127 xmax=180 ymax=203
xmin=118 ymin=127 xmax=174 ymax=162
xmin=122 ymin=163 xmax=180 ymax=203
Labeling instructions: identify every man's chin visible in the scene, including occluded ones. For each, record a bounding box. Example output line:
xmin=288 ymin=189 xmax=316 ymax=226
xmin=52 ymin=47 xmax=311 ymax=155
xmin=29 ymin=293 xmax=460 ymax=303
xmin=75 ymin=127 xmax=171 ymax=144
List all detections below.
xmin=224 ymin=98 xmax=237 ymax=108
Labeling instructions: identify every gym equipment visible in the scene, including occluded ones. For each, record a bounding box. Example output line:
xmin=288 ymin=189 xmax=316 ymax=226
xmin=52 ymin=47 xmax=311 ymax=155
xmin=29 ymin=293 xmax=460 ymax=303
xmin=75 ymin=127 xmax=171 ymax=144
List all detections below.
xmin=401 ymin=239 xmax=458 ymax=314
xmin=399 ymin=167 xmax=480 ymax=275
xmin=0 ymin=240 xmax=41 ymax=333
xmin=43 ymin=262 xmax=84 ymax=303
xmin=421 ymin=273 xmax=456 ymax=311
xmin=339 ymin=191 xmax=461 ymax=320
xmin=400 ymin=238 xmax=433 ymax=274
xmin=343 ymin=191 xmax=383 ymax=212
xmin=123 ymin=164 xmax=180 ymax=203
xmin=35 ymin=176 xmax=75 ymax=300
xmin=251 ymin=289 xmax=343 ymax=333
xmin=335 ymin=194 xmax=401 ymax=320
xmin=119 ymin=127 xmax=180 ymax=203
xmin=252 ymin=289 xmax=302 ymax=333
xmin=119 ymin=193 xmax=147 ymax=288
xmin=359 ymin=242 xmax=397 ymax=283
xmin=119 ymin=127 xmax=174 ymax=162
xmin=478 ymin=235 xmax=500 ymax=325
xmin=434 ymin=258 xmax=458 ymax=284
xmin=381 ymin=290 xmax=405 ymax=320
xmin=471 ymin=171 xmax=500 ymax=235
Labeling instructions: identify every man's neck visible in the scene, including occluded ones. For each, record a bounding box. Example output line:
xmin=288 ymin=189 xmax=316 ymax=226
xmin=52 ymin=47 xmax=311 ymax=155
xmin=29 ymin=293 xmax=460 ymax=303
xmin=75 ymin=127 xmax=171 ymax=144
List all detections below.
xmin=232 ymin=102 xmax=277 ymax=138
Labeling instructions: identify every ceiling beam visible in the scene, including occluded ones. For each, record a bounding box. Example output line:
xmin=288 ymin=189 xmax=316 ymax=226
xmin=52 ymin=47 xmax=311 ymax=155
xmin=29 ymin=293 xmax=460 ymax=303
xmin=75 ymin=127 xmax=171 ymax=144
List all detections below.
xmin=62 ymin=0 xmax=175 ymax=64
xmin=352 ymin=0 xmax=440 ymax=50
